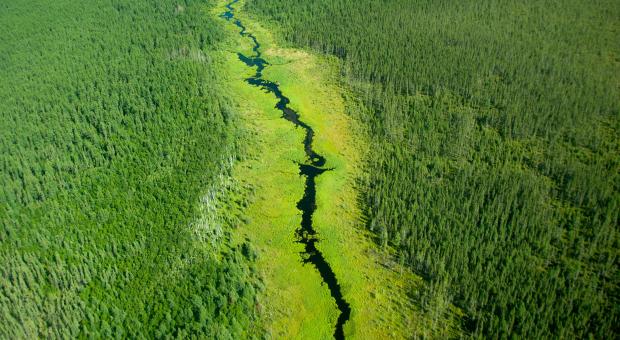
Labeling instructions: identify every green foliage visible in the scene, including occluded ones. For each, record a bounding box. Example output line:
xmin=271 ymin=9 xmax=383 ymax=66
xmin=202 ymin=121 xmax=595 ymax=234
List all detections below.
xmin=0 ymin=0 xmax=260 ymax=337
xmin=247 ymin=0 xmax=620 ymax=337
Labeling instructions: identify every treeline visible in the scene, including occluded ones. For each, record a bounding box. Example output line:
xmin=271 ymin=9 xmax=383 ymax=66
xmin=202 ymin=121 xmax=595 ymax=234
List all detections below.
xmin=247 ymin=0 xmax=619 ymax=337
xmin=1 ymin=0 xmax=260 ymax=338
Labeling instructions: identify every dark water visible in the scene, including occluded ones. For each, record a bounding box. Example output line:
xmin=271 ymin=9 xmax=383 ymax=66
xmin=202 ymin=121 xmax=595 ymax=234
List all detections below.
xmin=221 ymin=1 xmax=351 ymax=338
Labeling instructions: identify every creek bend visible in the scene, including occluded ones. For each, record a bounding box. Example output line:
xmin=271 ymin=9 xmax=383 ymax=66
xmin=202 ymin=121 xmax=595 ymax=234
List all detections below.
xmin=222 ymin=1 xmax=351 ymax=338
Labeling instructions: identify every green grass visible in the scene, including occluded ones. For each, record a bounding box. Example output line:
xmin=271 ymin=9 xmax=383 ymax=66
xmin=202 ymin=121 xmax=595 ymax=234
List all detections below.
xmin=214 ymin=1 xmax=449 ymax=338
xmin=217 ymin=50 xmax=337 ymax=339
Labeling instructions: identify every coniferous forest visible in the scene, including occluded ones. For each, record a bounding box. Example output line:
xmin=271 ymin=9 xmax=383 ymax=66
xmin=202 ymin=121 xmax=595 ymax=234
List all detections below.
xmin=1 ymin=0 xmax=618 ymax=338
xmin=1 ymin=0 xmax=259 ymax=337
xmin=247 ymin=0 xmax=619 ymax=337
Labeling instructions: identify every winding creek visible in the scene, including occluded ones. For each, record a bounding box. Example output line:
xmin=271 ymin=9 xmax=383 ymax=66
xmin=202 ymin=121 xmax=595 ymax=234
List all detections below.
xmin=222 ymin=1 xmax=351 ymax=338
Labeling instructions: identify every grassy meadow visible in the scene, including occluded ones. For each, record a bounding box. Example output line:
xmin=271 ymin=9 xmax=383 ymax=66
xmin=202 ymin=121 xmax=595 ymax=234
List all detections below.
xmin=213 ymin=1 xmax=447 ymax=337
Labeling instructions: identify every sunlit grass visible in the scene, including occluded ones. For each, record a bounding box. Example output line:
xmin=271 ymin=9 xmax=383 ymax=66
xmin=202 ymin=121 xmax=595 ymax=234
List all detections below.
xmin=212 ymin=1 xmax=455 ymax=337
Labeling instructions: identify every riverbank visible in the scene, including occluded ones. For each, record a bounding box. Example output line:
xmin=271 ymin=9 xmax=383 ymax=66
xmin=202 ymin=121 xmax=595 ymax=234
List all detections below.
xmin=212 ymin=1 xmax=424 ymax=337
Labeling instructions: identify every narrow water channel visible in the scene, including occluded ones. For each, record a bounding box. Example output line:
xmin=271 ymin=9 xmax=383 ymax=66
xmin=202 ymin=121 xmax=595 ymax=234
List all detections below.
xmin=221 ymin=1 xmax=351 ymax=338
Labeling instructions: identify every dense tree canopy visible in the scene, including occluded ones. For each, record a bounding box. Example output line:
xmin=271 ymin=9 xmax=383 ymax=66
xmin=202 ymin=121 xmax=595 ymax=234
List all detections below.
xmin=248 ymin=0 xmax=619 ymax=337
xmin=0 ymin=0 xmax=260 ymax=337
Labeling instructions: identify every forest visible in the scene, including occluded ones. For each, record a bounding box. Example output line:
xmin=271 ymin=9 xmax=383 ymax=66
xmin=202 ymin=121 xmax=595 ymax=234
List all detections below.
xmin=247 ymin=0 xmax=619 ymax=337
xmin=1 ymin=0 xmax=260 ymax=337
xmin=2 ymin=0 xmax=618 ymax=338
